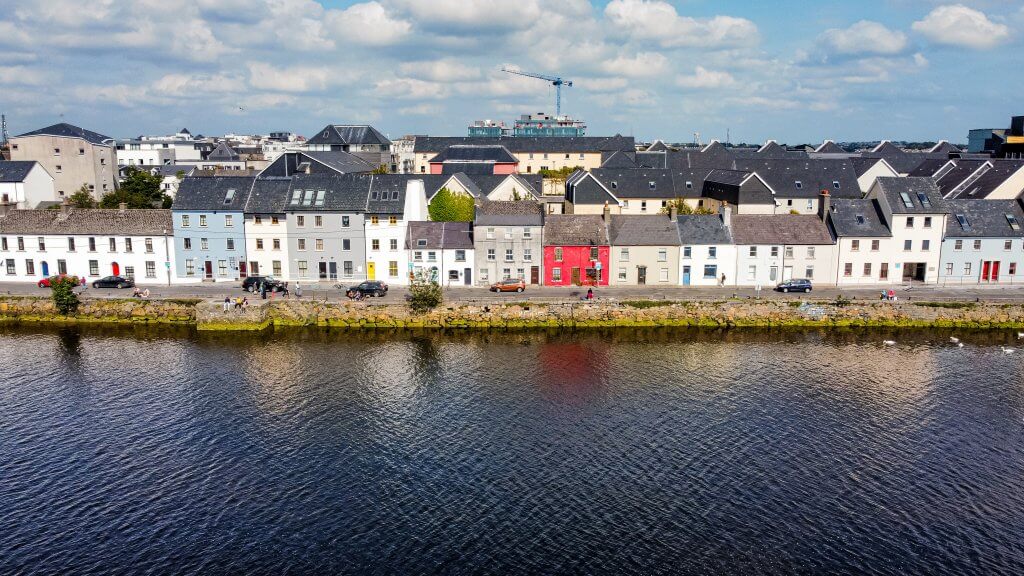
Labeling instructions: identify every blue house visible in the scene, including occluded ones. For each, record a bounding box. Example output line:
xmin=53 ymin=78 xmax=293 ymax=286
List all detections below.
xmin=940 ymin=199 xmax=1024 ymax=285
xmin=172 ymin=176 xmax=253 ymax=282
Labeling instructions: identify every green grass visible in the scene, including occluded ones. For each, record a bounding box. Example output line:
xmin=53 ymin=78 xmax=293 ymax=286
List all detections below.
xmin=912 ymin=301 xmax=977 ymax=309
xmin=621 ymin=300 xmax=675 ymax=309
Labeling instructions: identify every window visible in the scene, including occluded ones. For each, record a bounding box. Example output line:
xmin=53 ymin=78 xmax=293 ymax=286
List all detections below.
xmin=297 ymin=260 xmax=308 ymax=278
xmin=199 ymin=215 xmax=207 ymax=227
xmin=555 ymin=248 xmax=563 ymax=262
xmin=1007 ymin=214 xmax=1021 ymax=230
xmin=771 ymin=246 xmax=779 ymax=257
xmin=856 ymin=215 xmax=865 ymax=225
xmin=844 ymin=263 xmax=853 ymax=277
xmin=683 ymin=246 xmax=692 ymax=259
xmin=703 ymin=264 xmax=717 ymax=278
xmin=389 ymin=216 xmax=397 ymax=225
xmin=833 ymin=180 xmax=840 ymax=190
xmin=505 ymin=230 xmax=513 ymax=240
xmin=256 ymin=239 xmax=264 ymax=250
xmin=342 ymin=216 xmax=350 ymax=227
xmin=455 ymin=250 xmax=466 ymax=262
xmin=273 ymin=260 xmax=282 ymax=275
xmin=314 ymin=191 xmax=325 ymax=206
xmin=641 ymin=201 xmax=648 ymax=212
xmin=479 ymin=268 xmax=488 ymax=282
xmin=426 ymin=251 xmax=437 ymax=262
xmin=315 ymin=239 xmax=324 ymax=251
xmin=88 ymin=237 xmax=96 ymax=252
xmin=67 ymin=237 xmax=75 ymax=252
xmin=620 ymin=248 xmax=630 ymax=261
xmin=795 ymin=180 xmax=802 ymax=189
xmin=55 ymin=165 xmax=62 ymax=173
xmin=945 ymin=263 xmax=953 ymax=275
xmin=611 ymin=181 xmax=618 ymax=189
xmin=301 ymin=190 xmax=313 ymax=206
xmin=923 ymin=217 xmax=932 ymax=229
xmin=904 ymin=239 xmax=912 ymax=251
xmin=590 ymin=247 xmax=599 ymax=260
xmin=505 ymin=249 xmax=514 ymax=262
xmin=79 ymin=148 xmax=85 ymax=155
xmin=184 ymin=238 xmax=192 ymax=250
xmin=686 ymin=181 xmax=693 ymax=190
xmin=370 ymin=216 xmax=379 ymax=225
xmin=5 ymin=259 xmax=14 ymax=275
xmin=297 ymin=238 xmax=307 ymax=251
xmin=523 ymin=248 xmax=532 ymax=262
xmin=37 ymin=237 xmax=45 ymax=251
xmin=749 ymin=247 xmax=757 ymax=257
xmin=486 ymin=228 xmax=495 ymax=240
xmin=916 ymin=192 xmax=931 ymax=208
xmin=871 ymin=240 xmax=879 ymax=252
xmin=806 ymin=199 xmax=814 ymax=211
xmin=487 ymin=249 xmax=496 ymax=261
xmin=851 ymin=240 xmax=860 ymax=252
xmin=344 ymin=261 xmax=353 ymax=277
xmin=906 ymin=217 xmax=914 ymax=228
xmin=25 ymin=260 xmax=34 ymax=275
xmin=552 ymin=267 xmax=562 ymax=282
xmin=53 ymin=147 xmax=60 ymax=155
xmin=658 ymin=249 xmax=667 ymax=262
xmin=89 ymin=260 xmax=99 ymax=276
xmin=922 ymin=240 xmax=930 ymax=251
xmin=900 ymin=192 xmax=913 ymax=208
xmin=15 ymin=237 xmax=24 ymax=251
xmin=0 ymin=237 xmax=6 ymax=251
xmin=618 ymin=267 xmax=627 ymax=281
xmin=1006 ymin=240 xmax=1014 ymax=251
xmin=390 ymin=239 xmax=398 ymax=251
xmin=805 ymin=266 xmax=814 ymax=279
xmin=807 ymin=246 xmax=816 ymax=259
xmin=201 ymin=238 xmax=209 ymax=250
xmin=747 ymin=265 xmax=756 ymax=280
xmin=372 ymin=239 xmax=380 ymax=251
xmin=186 ymin=259 xmax=195 ymax=276
xmin=964 ymin=262 xmax=972 ymax=275
xmin=315 ymin=215 xmax=323 ymax=227
xmin=648 ymin=181 xmax=656 ymax=190
xmin=389 ymin=261 xmax=399 ymax=277
xmin=124 ymin=238 xmax=132 ymax=252
xmin=974 ymin=239 xmax=982 ymax=250
xmin=784 ymin=246 xmax=793 ymax=258
xmin=954 ymin=240 xmax=962 ymax=250
xmin=146 ymin=261 xmax=156 ymax=278
xmin=224 ymin=189 xmax=235 ymax=204
xmin=1011 ymin=263 xmax=1018 ymax=275
xmin=863 ymin=263 xmax=872 ymax=277
xmin=255 ymin=216 xmax=263 ymax=225
xmin=523 ymin=228 xmax=532 ymax=239
xmin=109 ymin=238 xmax=116 ymax=252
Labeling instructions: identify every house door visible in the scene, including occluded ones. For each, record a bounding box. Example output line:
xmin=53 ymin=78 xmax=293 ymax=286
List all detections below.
xmin=464 ymin=268 xmax=472 ymax=285
xmin=367 ymin=262 xmax=376 ymax=280
xmin=328 ymin=262 xmax=338 ymax=280
xmin=682 ymin=265 xmax=691 ymax=285
xmin=982 ymin=261 xmax=991 ymax=281
xmin=991 ymin=261 xmax=1000 ymax=282
xmin=239 ymin=261 xmax=248 ymax=278
xmin=111 ymin=262 xmax=120 ymax=276
xmin=571 ymin=267 xmax=581 ymax=285
xmin=41 ymin=261 xmax=49 ymax=277
xmin=318 ymin=262 xmax=328 ymax=280
xmin=880 ymin=262 xmax=889 ymax=280
xmin=530 ymin=266 xmax=539 ymax=284
xmin=769 ymin=266 xmax=778 ymax=282
xmin=637 ymin=266 xmax=647 ymax=285
xmin=783 ymin=266 xmax=793 ymax=281
xmin=204 ymin=260 xmax=213 ymax=279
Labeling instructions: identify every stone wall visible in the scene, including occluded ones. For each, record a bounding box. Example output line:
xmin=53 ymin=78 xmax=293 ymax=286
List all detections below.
xmin=0 ymin=296 xmax=197 ymax=324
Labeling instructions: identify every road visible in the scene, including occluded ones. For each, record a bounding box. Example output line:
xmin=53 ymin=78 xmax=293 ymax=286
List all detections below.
xmin=5 ymin=281 xmax=1024 ymax=304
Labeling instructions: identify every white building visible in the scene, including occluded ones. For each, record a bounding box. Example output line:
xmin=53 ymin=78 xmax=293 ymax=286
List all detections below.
xmin=823 ymin=195 xmax=899 ymax=286
xmin=0 ymin=204 xmax=174 ymax=285
xmin=0 ymin=161 xmax=56 ymax=209
xmin=730 ymin=213 xmax=837 ymax=286
xmin=676 ymin=210 xmax=736 ymax=286
xmin=364 ymin=178 xmax=428 ymax=285
xmin=406 ymin=221 xmax=475 ymax=286
xmin=867 ymin=177 xmax=948 ymax=283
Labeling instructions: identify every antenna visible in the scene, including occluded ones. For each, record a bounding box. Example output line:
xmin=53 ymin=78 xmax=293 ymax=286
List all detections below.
xmin=1 ymin=114 xmax=8 ymax=147
xmin=726 ymin=128 xmax=730 ymax=145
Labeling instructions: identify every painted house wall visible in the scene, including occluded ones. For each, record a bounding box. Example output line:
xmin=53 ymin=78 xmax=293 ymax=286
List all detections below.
xmin=543 ymin=245 xmax=610 ymax=286
xmin=0 ymin=233 xmax=172 ymax=285
xmin=984 ymin=166 xmax=1024 ymax=200
xmin=244 ymin=214 xmax=290 ymax=279
xmin=364 ymin=215 xmax=409 ymax=284
xmin=619 ymin=198 xmax=670 ymax=215
xmin=9 ymin=135 xmax=117 ymax=199
xmin=0 ymin=163 xmax=56 ymax=208
xmin=172 ymin=210 xmax=246 ymax=282
xmin=939 ymin=237 xmax=1024 ymax=285
xmin=473 ymin=225 xmax=543 ymax=285
xmin=856 ymin=161 xmax=899 ymax=193
xmin=286 ymin=212 xmax=367 ymax=282
xmin=888 ymin=213 xmax=947 ymax=283
xmin=833 ymin=237 xmax=900 ymax=285
xmin=410 ymin=247 xmax=475 ymax=286
xmin=733 ymin=243 xmax=836 ymax=286
xmin=610 ymin=245 xmax=680 ymax=285
xmin=678 ymin=244 xmax=737 ymax=286
xmin=775 ymin=197 xmax=819 ymax=215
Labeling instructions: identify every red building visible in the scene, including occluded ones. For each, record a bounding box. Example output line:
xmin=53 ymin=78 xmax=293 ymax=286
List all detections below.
xmin=428 ymin=144 xmax=518 ymax=175
xmin=542 ymin=214 xmax=610 ymax=286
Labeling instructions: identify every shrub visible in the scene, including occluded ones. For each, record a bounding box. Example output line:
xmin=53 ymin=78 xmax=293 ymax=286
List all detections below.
xmin=621 ymin=300 xmax=674 ymax=309
xmin=408 ymin=281 xmax=442 ymax=313
xmin=50 ymin=275 xmax=82 ymax=315
xmin=913 ymin=301 xmax=976 ymax=309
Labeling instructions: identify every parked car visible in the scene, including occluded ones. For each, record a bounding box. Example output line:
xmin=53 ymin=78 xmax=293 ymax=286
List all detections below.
xmin=490 ymin=278 xmax=526 ymax=293
xmin=776 ymin=278 xmax=812 ymax=293
xmin=92 ymin=275 xmax=135 ymax=289
xmin=242 ymin=276 xmax=284 ymax=293
xmin=346 ymin=280 xmax=388 ymax=298
xmin=37 ymin=275 xmax=83 ymax=288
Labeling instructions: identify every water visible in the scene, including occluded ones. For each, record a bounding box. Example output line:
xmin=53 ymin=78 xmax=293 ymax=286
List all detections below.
xmin=2 ymin=325 xmax=1024 ymax=575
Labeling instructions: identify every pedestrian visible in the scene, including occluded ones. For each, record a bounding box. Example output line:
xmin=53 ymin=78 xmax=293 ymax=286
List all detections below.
xmin=295 ymin=281 xmax=302 ymax=299
xmin=223 ymin=297 xmax=231 ymax=312
xmin=586 ymin=287 xmax=594 ymax=300
xmin=282 ymin=282 xmax=290 ymax=297
xmin=260 ymin=281 xmax=268 ymax=300
xmin=719 ymin=273 xmax=726 ymax=287
xmin=241 ymin=297 xmax=249 ymax=309
xmin=887 ymin=288 xmax=895 ymax=301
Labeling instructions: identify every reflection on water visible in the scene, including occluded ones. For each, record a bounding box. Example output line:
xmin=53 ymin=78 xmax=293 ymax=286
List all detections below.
xmin=1 ymin=325 xmax=1024 ymax=575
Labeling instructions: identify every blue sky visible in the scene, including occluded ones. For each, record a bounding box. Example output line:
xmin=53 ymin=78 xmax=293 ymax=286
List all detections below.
xmin=0 ymin=0 xmax=1020 ymax=144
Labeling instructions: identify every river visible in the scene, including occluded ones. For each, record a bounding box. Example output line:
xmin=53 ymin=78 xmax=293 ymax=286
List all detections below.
xmin=1 ymin=325 xmax=1023 ymax=575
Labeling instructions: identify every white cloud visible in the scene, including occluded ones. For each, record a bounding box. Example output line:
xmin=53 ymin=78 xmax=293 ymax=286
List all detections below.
xmin=818 ymin=20 xmax=908 ymax=55
xmin=912 ymin=4 xmax=1009 ymax=49
xmin=152 ymin=73 xmax=246 ymax=97
xmin=398 ymin=103 xmax=443 ymax=116
xmin=325 ymin=2 xmax=412 ymax=45
xmin=388 ymin=0 xmax=544 ymax=30
xmin=600 ymin=52 xmax=668 ymax=77
xmin=247 ymin=63 xmax=336 ymax=93
xmin=604 ymin=0 xmax=758 ymax=48
xmin=374 ymin=78 xmax=450 ymax=100
xmin=398 ymin=59 xmax=481 ymax=82
xmin=676 ymin=66 xmax=736 ymax=89
xmin=0 ymin=65 xmax=52 ymax=86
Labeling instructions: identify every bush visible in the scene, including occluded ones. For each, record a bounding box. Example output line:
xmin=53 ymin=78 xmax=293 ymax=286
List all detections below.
xmin=913 ymin=301 xmax=976 ymax=309
xmin=49 ymin=275 xmax=82 ymax=315
xmin=621 ymin=300 xmax=674 ymax=309
xmin=408 ymin=281 xmax=442 ymax=313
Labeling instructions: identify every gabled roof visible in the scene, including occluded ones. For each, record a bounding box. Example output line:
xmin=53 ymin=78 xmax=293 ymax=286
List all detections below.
xmin=815 ymin=140 xmax=846 ymax=154
xmin=874 ymin=177 xmax=948 ymax=213
xmin=173 ymin=176 xmax=255 ymax=211
xmin=0 ymin=160 xmax=41 ymax=182
xmin=928 ymin=140 xmax=960 ymax=154
xmin=307 ymin=125 xmax=391 ymax=146
xmin=907 ymin=158 xmax=953 ymax=178
xmin=945 ymin=199 xmax=1024 ymax=238
xmin=15 ymin=122 xmax=112 ymax=146
xmin=945 ymin=160 xmax=1024 ymax=199
xmin=731 ymin=159 xmax=860 ymax=198
xmin=405 ymin=221 xmax=474 ymax=250
xmin=543 ymin=214 xmax=609 ymax=246
xmin=608 ymin=214 xmax=681 ymax=246
xmin=301 ymin=150 xmax=375 ymax=174
xmin=206 ymin=142 xmax=240 ymax=162
xmin=826 ymin=198 xmax=891 ymax=238
xmin=676 ymin=214 xmax=732 ymax=245
xmin=730 ymin=214 xmax=833 ymax=245
xmin=646 ymin=140 xmax=670 ymax=152
xmin=586 ymin=169 xmax=675 ymax=199
xmin=600 ymin=149 xmax=639 ymax=169
xmin=285 ymin=173 xmax=377 ymax=212
xmin=704 ymin=169 xmax=750 ymax=187
xmin=474 ymin=200 xmax=544 ymax=226
xmin=635 ymin=151 xmax=668 ymax=169
xmin=412 ymin=135 xmax=635 ymax=154
xmin=850 ymin=157 xmax=897 ymax=178
xmin=0 ymin=208 xmax=171 ymax=235
xmin=429 ymin=145 xmax=517 ymax=164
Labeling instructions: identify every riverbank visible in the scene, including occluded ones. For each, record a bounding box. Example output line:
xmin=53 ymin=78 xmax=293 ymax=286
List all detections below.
xmin=3 ymin=295 xmax=1024 ymax=330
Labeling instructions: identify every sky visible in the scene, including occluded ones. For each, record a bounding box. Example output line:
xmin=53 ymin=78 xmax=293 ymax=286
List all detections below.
xmin=0 ymin=0 xmax=1021 ymax=144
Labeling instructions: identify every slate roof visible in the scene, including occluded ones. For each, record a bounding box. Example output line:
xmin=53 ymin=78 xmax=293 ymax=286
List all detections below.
xmin=245 ymin=177 xmax=292 ymax=214
xmin=429 ymin=145 xmax=517 ymax=164
xmin=815 ymin=141 xmax=846 ymax=154
xmin=935 ymin=160 xmax=989 ymax=196
xmin=646 ymin=140 xmax=670 ymax=152
xmin=636 ymin=151 xmax=668 ymax=169
xmin=173 ymin=176 xmax=255 ymax=211
xmin=825 ymin=198 xmax=891 ymax=238
xmin=206 ymin=142 xmax=240 ymax=162
xmin=600 ymin=150 xmax=639 ymax=169
xmin=474 ymin=200 xmax=544 ymax=226
xmin=730 ymin=214 xmax=834 ymax=245
xmin=945 ymin=160 xmax=1024 ymax=199
xmin=945 ymin=199 xmax=1024 ymax=238
xmin=874 ymin=177 xmax=948 ymax=214
xmin=676 ymin=214 xmax=733 ymax=245
xmin=285 ymin=173 xmax=376 ymax=212
xmin=732 ymin=159 xmax=860 ymax=198
xmin=908 ymin=158 xmax=953 ymax=177
xmin=307 ymin=125 xmax=391 ymax=146
xmin=929 ymin=141 xmax=961 ymax=154
xmin=543 ymin=214 xmax=609 ymax=246
xmin=413 ymin=135 xmax=635 ymax=154
xmin=302 ymin=150 xmax=375 ymax=174
xmin=405 ymin=221 xmax=474 ymax=250
xmin=15 ymin=122 xmax=112 ymax=145
xmin=364 ymin=175 xmax=410 ymax=214
xmin=0 ymin=208 xmax=171 ymax=235
xmin=850 ymin=157 xmax=894 ymax=178
xmin=0 ymin=161 xmax=40 ymax=182
xmin=589 ymin=169 xmax=676 ymax=199
xmin=608 ymin=214 xmax=681 ymax=246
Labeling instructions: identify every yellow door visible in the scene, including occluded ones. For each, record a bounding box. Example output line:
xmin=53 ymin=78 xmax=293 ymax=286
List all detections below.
xmin=367 ymin=262 xmax=376 ymax=280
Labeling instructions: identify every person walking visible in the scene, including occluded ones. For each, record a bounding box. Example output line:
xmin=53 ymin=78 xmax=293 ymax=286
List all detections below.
xmin=223 ymin=297 xmax=231 ymax=312
xmin=260 ymin=280 xmax=268 ymax=300
xmin=295 ymin=281 xmax=302 ymax=299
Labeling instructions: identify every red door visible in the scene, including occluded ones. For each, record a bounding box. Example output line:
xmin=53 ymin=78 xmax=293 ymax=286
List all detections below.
xmin=111 ymin=262 xmax=120 ymax=276
xmin=982 ymin=261 xmax=991 ymax=281
xmin=239 ymin=261 xmax=248 ymax=278
xmin=991 ymin=261 xmax=1000 ymax=282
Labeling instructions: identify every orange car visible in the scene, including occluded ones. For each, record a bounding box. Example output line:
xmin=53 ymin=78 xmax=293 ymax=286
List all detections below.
xmin=490 ymin=278 xmax=526 ymax=293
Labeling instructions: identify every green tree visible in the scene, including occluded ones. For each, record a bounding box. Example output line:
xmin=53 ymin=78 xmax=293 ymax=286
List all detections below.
xmin=65 ymin=185 xmax=97 ymax=208
xmin=372 ymin=164 xmax=389 ymax=174
xmin=407 ymin=280 xmax=442 ymax=313
xmin=660 ymin=197 xmax=714 ymax=215
xmin=100 ymin=167 xmax=168 ymax=208
xmin=49 ymin=275 xmax=82 ymax=315
xmin=428 ymin=187 xmax=475 ymax=222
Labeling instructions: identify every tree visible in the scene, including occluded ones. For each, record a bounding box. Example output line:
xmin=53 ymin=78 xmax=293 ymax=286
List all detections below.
xmin=49 ymin=275 xmax=82 ymax=315
xmin=100 ymin=167 xmax=168 ymax=208
xmin=428 ymin=187 xmax=475 ymax=222
xmin=372 ymin=164 xmax=389 ymax=174
xmin=66 ymin=185 xmax=97 ymax=208
xmin=660 ymin=197 xmax=714 ymax=216
xmin=407 ymin=280 xmax=442 ymax=313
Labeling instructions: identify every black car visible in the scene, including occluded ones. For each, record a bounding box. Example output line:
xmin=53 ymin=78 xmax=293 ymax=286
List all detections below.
xmin=776 ymin=278 xmax=812 ymax=293
xmin=346 ymin=280 xmax=389 ymax=298
xmin=242 ymin=275 xmax=284 ymax=293
xmin=92 ymin=275 xmax=134 ymax=289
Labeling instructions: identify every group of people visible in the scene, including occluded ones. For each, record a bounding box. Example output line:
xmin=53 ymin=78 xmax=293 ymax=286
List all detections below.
xmin=256 ymin=281 xmax=302 ymax=300
xmin=880 ymin=288 xmax=898 ymax=301
xmin=223 ymin=297 xmax=250 ymax=311
xmin=131 ymin=287 xmax=150 ymax=299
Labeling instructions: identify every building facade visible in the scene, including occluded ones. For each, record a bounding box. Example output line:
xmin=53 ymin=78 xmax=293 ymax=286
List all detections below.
xmin=473 ymin=201 xmax=545 ymax=285
xmin=940 ymin=199 xmax=1024 ymax=285
xmin=172 ymin=176 xmax=252 ymax=282
xmin=542 ymin=213 xmax=610 ymax=286
xmin=9 ymin=123 xmax=118 ymax=200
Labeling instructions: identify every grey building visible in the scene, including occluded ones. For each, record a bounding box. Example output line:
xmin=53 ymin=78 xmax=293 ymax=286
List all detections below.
xmin=172 ymin=176 xmax=253 ymax=281
xmin=940 ymin=199 xmax=1024 ymax=285
xmin=283 ymin=173 xmax=369 ymax=282
xmin=473 ymin=201 xmax=545 ymax=285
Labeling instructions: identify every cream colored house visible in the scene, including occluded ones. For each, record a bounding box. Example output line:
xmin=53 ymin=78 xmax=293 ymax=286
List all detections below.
xmin=9 ymin=123 xmax=117 ymax=201
xmin=866 ymin=177 xmax=949 ymax=283
xmin=410 ymin=136 xmax=634 ymax=175
xmin=608 ymin=214 xmax=681 ymax=285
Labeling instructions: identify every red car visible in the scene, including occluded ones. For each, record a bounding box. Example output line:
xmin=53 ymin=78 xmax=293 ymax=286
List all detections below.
xmin=37 ymin=275 xmax=84 ymax=288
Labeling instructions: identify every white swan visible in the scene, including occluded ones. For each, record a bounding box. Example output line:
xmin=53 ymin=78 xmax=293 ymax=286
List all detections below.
xmin=949 ymin=336 xmax=960 ymax=344
xmin=883 ymin=340 xmax=896 ymax=346
xmin=1001 ymin=346 xmax=1015 ymax=354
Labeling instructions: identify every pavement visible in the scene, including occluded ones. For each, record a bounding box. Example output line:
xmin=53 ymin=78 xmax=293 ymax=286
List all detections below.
xmin=5 ymin=281 xmax=1024 ymax=304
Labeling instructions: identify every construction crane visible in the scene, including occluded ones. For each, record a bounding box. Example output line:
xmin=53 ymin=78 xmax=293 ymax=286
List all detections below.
xmin=501 ymin=67 xmax=573 ymax=116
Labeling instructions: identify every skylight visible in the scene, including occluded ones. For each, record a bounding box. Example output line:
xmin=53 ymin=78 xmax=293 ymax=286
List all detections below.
xmin=856 ymin=215 xmax=865 ymax=225
xmin=290 ymin=189 xmax=302 ymax=204
xmin=795 ymin=181 xmax=802 ymax=189
xmin=833 ymin=181 xmax=840 ymax=189
xmin=649 ymin=181 xmax=656 ymax=190
xmin=900 ymin=192 xmax=914 ymax=208
xmin=302 ymin=190 xmax=313 ymax=206
xmin=955 ymin=214 xmax=971 ymax=231
xmin=916 ymin=192 xmax=931 ymax=208
xmin=1007 ymin=214 xmax=1021 ymax=230
xmin=224 ymin=189 xmax=235 ymax=204
xmin=314 ymin=190 xmax=325 ymax=206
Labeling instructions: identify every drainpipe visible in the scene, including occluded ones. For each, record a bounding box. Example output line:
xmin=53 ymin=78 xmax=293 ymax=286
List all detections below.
xmin=163 ymin=228 xmax=171 ymax=286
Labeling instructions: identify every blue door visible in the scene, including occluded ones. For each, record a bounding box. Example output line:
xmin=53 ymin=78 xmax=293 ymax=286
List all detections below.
xmin=41 ymin=261 xmax=49 ymax=277
xmin=683 ymin=265 xmax=691 ymax=285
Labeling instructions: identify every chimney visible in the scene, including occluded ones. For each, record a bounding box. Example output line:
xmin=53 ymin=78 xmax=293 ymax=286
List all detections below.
xmin=60 ymin=197 xmax=70 ymax=217
xmin=817 ymin=190 xmax=830 ymax=221
xmin=720 ymin=201 xmax=731 ymax=229
xmin=603 ymin=200 xmax=611 ymax=221
xmin=669 ymin=203 xmax=678 ymax=221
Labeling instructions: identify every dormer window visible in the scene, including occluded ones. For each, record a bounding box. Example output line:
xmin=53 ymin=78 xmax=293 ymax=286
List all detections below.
xmin=795 ymin=181 xmax=802 ymax=189
xmin=648 ymin=181 xmax=656 ymax=190
xmin=686 ymin=181 xmax=693 ymax=189
xmin=832 ymin=181 xmax=840 ymax=189
xmin=224 ymin=189 xmax=235 ymax=204
xmin=611 ymin=182 xmax=617 ymax=189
